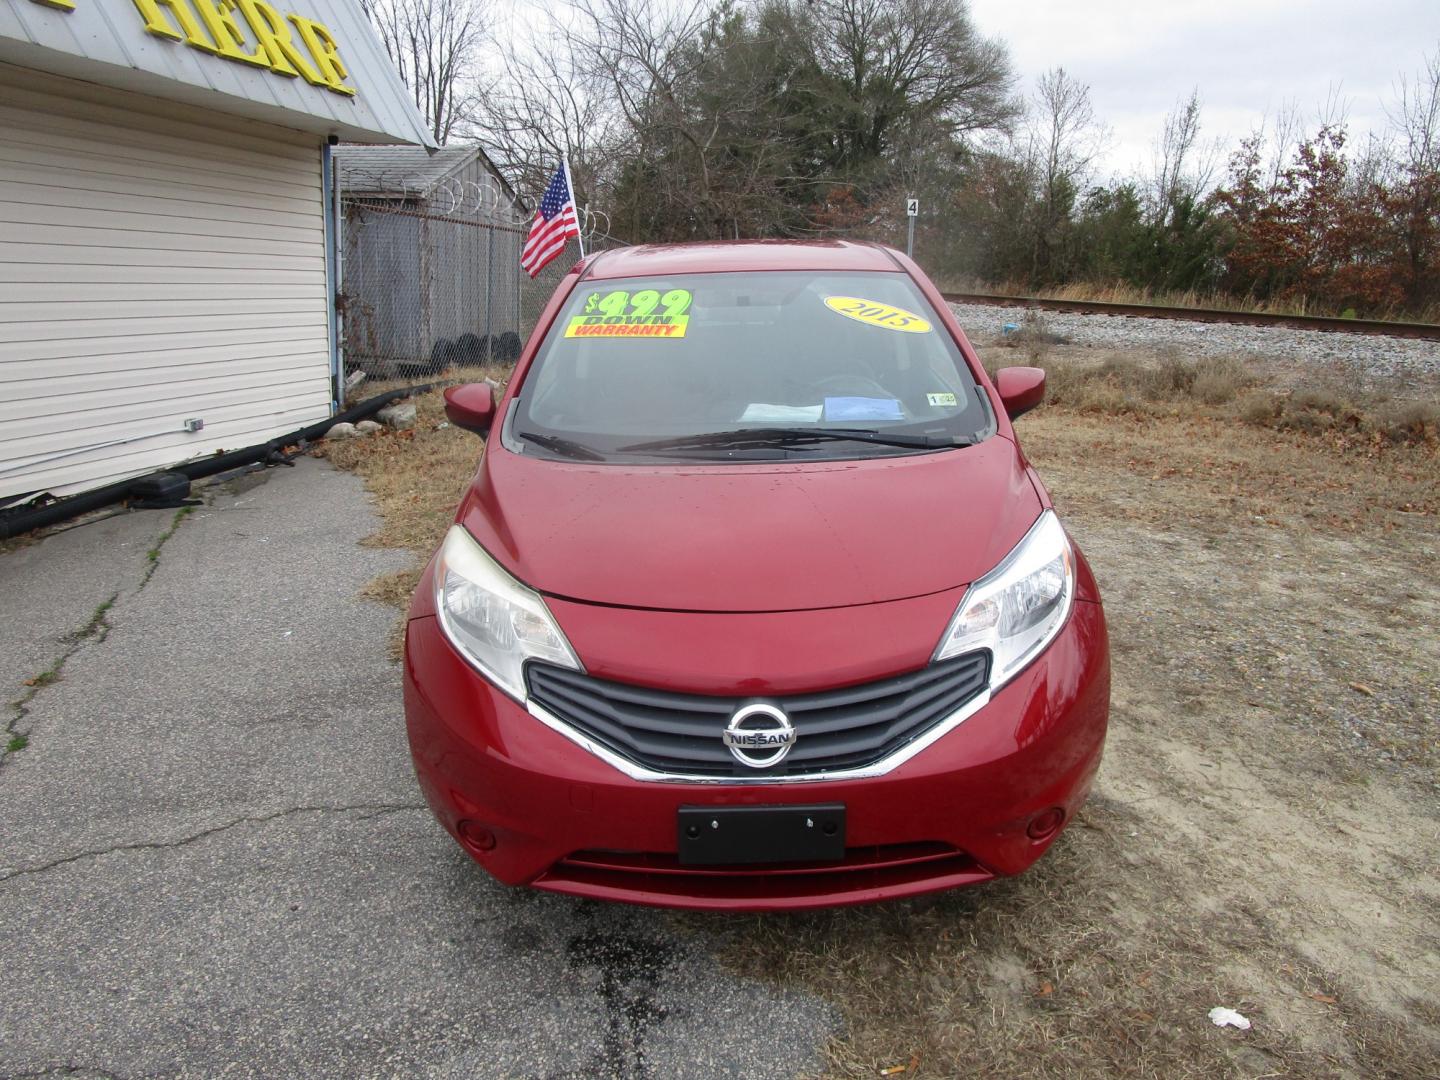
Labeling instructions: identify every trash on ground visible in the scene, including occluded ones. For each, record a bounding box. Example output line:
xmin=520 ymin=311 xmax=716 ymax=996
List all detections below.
xmin=1208 ymin=1006 xmax=1252 ymax=1030
xmin=878 ymin=1055 xmax=920 ymax=1076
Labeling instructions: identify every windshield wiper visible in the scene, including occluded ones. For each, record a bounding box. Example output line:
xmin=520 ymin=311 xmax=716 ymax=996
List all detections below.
xmin=617 ymin=427 xmax=973 ymax=453
xmin=516 ymin=430 xmax=605 ymax=461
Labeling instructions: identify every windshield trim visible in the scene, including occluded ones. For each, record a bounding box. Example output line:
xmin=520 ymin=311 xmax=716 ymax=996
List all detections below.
xmin=501 ymin=403 xmax=994 ymax=465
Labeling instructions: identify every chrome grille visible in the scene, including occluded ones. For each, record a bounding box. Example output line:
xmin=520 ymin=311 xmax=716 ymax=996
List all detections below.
xmin=525 ymin=652 xmax=990 ymax=777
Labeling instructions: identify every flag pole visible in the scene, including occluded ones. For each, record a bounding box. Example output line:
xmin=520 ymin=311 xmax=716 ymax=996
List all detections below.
xmin=562 ymin=152 xmax=586 ymax=259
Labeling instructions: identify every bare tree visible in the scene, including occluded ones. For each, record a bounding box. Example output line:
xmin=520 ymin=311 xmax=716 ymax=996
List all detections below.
xmin=567 ymin=0 xmax=806 ymax=239
xmin=1384 ymin=46 xmax=1440 ymax=305
xmin=1263 ymin=99 xmax=1306 ymax=192
xmin=1149 ymin=90 xmax=1220 ymax=227
xmin=1389 ymin=47 xmax=1440 ymax=175
xmin=1031 ymin=68 xmax=1105 ymax=204
xmin=1019 ymin=67 xmax=1107 ymax=280
xmin=474 ymin=0 xmax=1017 ymax=241
xmin=360 ymin=0 xmax=489 ymax=144
xmin=469 ymin=9 xmax=620 ymax=214
xmin=1314 ymin=82 xmax=1351 ymax=134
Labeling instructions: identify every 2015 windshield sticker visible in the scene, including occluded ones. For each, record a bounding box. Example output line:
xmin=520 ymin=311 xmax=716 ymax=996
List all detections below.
xmin=823 ymin=295 xmax=932 ymax=333
xmin=565 ymin=289 xmax=693 ymax=339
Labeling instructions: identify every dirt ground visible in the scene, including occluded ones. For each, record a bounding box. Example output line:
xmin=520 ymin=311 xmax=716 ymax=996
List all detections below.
xmin=324 ymin=354 xmax=1439 ymax=1079
xmin=720 ymin=382 xmax=1440 ymax=1079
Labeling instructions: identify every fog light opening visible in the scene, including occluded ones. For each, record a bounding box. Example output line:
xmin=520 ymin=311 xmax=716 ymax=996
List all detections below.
xmin=1027 ymin=807 xmax=1065 ymax=841
xmin=458 ymin=819 xmax=497 ymax=852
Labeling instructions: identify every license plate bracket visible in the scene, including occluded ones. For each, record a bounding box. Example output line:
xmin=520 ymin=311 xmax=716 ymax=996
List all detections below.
xmin=677 ymin=804 xmax=846 ymax=866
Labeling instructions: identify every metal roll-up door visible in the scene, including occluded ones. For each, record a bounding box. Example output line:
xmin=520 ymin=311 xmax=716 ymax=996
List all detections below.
xmin=0 ymin=64 xmax=331 ymax=504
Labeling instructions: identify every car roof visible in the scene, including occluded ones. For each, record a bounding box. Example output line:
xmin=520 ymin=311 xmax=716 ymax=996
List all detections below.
xmin=582 ymin=239 xmax=904 ymax=280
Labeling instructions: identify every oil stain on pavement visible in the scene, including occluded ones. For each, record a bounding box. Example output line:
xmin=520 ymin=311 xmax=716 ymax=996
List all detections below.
xmin=562 ymin=929 xmax=677 ymax=1079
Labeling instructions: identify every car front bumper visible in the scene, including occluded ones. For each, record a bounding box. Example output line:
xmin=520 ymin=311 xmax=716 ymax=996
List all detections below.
xmin=402 ymin=599 xmax=1108 ymax=912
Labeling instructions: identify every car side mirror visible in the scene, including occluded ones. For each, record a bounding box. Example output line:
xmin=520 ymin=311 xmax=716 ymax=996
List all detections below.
xmin=995 ymin=367 xmax=1046 ymax=420
xmin=444 ymin=383 xmax=495 ymax=436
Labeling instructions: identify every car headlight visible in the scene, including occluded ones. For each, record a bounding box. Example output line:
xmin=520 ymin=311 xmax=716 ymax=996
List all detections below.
xmin=933 ymin=510 xmax=1075 ymax=687
xmin=433 ymin=525 xmax=582 ymax=701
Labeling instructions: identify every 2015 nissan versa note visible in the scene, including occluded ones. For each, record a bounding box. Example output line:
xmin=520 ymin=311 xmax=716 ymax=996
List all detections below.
xmin=403 ymin=240 xmax=1110 ymax=911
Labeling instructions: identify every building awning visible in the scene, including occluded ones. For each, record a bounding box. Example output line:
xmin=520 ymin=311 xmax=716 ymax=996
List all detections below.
xmin=0 ymin=0 xmax=437 ymax=147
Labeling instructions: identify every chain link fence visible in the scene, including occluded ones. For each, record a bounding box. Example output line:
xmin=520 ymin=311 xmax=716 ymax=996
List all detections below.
xmin=336 ymin=155 xmax=587 ymax=384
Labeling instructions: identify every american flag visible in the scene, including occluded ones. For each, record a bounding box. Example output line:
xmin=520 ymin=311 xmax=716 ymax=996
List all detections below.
xmin=520 ymin=162 xmax=580 ymax=277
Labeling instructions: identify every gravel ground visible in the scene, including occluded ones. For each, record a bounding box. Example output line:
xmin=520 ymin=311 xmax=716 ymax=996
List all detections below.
xmin=949 ymin=302 xmax=1440 ymax=385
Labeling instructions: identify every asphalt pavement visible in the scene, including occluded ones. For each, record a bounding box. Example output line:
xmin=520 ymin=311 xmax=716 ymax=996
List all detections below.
xmin=0 ymin=458 xmax=834 ymax=1079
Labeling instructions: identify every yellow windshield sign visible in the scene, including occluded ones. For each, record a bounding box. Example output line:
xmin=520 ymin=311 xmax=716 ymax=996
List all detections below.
xmin=565 ymin=317 xmax=689 ymax=339
xmin=824 ymin=296 xmax=932 ymax=333
xmin=564 ymin=288 xmax=692 ymax=339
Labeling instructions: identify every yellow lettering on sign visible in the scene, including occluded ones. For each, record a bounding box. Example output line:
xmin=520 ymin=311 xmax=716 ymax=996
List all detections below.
xmin=564 ymin=316 xmax=691 ymax=339
xmin=29 ymin=0 xmax=77 ymax=11
xmin=288 ymin=14 xmax=355 ymax=96
xmin=124 ymin=0 xmax=356 ymax=95
xmin=232 ymin=0 xmax=326 ymax=87
xmin=131 ymin=0 xmax=213 ymax=48
xmin=189 ymin=0 xmax=269 ymax=67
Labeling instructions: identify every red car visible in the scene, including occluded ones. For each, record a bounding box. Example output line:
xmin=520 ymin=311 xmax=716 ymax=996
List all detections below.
xmin=403 ymin=240 xmax=1109 ymax=911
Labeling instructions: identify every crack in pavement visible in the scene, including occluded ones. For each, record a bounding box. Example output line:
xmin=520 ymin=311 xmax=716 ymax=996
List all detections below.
xmin=0 ymin=803 xmax=426 ymax=884
xmin=137 ymin=505 xmax=194 ymax=589
xmin=2 ymin=507 xmax=195 ymax=772
xmin=2 ymin=591 xmax=116 ymax=769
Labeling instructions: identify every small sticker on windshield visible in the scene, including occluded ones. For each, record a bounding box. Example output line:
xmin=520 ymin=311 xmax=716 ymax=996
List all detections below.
xmin=823 ymin=296 xmax=932 ymax=333
xmin=565 ymin=288 xmax=692 ymax=339
xmin=927 ymin=392 xmax=958 ymax=407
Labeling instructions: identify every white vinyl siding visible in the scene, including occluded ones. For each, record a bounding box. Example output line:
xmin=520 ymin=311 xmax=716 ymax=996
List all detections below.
xmin=0 ymin=64 xmax=332 ymax=502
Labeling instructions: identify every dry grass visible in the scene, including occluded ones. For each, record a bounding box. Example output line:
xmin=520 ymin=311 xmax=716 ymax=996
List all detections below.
xmin=711 ymin=795 xmax=1436 ymax=1079
xmin=323 ymin=356 xmax=1440 ymax=1080
xmin=952 ymin=278 xmax=1440 ymax=325
xmin=990 ymin=325 xmax=1439 ymax=448
xmin=705 ymin=410 xmax=1440 ymax=1079
xmin=319 ymin=367 xmax=510 ymax=552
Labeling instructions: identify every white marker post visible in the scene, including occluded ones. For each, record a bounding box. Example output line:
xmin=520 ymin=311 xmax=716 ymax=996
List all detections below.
xmin=906 ymin=197 xmax=918 ymax=258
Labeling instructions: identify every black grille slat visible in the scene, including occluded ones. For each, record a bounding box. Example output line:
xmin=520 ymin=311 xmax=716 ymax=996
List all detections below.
xmin=526 ymin=651 xmax=989 ymax=777
xmin=538 ymin=681 xmax=717 ymax=739
xmin=783 ymin=666 xmax=945 ymax=712
xmin=536 ymin=667 xmax=732 ymax=715
xmin=528 ymin=686 xmax=732 ymax=764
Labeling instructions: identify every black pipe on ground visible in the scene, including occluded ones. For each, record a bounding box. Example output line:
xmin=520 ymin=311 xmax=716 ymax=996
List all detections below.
xmin=0 ymin=384 xmax=434 ymax=541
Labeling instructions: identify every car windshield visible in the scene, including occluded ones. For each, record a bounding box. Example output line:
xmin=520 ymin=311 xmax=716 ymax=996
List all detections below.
xmin=507 ymin=269 xmax=993 ymax=462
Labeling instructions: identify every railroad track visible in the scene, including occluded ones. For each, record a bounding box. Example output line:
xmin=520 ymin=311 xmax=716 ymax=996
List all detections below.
xmin=940 ymin=292 xmax=1440 ymax=342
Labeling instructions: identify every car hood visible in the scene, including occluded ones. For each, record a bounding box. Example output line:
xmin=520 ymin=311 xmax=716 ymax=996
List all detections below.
xmin=457 ymin=436 xmax=1041 ymax=613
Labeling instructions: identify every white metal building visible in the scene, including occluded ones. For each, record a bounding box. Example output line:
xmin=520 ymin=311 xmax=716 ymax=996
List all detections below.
xmin=0 ymin=0 xmax=435 ymax=506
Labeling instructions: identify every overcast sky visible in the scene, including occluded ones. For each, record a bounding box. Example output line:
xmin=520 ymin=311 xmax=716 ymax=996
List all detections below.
xmin=967 ymin=0 xmax=1439 ymax=182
